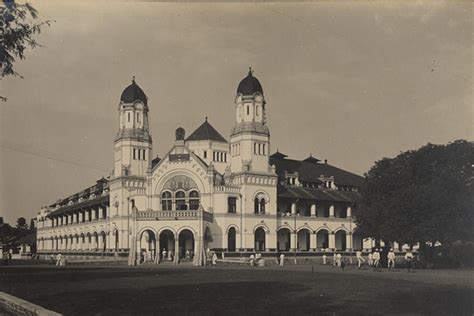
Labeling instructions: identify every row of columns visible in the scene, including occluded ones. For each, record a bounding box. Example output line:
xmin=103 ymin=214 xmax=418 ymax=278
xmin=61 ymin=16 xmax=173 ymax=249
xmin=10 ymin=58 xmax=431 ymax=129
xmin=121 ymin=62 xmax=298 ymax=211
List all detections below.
xmin=288 ymin=231 xmax=353 ymax=251
xmin=38 ymin=230 xmax=119 ymax=252
xmin=48 ymin=206 xmax=110 ymax=228
xmin=290 ymin=202 xmax=352 ymax=217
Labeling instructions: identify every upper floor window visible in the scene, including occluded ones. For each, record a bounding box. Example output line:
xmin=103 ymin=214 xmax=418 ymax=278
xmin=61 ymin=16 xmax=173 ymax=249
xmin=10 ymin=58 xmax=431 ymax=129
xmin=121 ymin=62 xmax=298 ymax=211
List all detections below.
xmin=175 ymin=191 xmax=187 ymax=210
xmin=203 ymin=151 xmax=207 ymax=159
xmin=189 ymin=190 xmax=200 ymax=210
xmin=228 ymin=197 xmax=237 ymax=214
xmin=137 ymin=113 xmax=141 ymax=123
xmin=254 ymin=194 xmax=267 ymax=214
xmin=161 ymin=191 xmax=172 ymax=211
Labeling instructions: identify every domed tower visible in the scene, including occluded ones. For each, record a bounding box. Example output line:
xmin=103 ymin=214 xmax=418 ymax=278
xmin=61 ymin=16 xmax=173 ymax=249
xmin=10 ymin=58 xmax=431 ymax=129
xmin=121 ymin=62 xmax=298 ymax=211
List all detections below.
xmin=113 ymin=77 xmax=153 ymax=177
xmin=230 ymin=68 xmax=270 ymax=173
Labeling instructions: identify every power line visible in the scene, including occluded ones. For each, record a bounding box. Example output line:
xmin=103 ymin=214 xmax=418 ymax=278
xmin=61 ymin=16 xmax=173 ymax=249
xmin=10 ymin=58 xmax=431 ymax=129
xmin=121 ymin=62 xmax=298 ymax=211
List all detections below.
xmin=0 ymin=142 xmax=110 ymax=173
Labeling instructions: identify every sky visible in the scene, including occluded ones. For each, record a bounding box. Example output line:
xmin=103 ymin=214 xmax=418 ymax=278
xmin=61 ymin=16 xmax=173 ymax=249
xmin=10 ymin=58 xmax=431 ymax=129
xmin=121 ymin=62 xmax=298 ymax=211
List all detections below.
xmin=0 ymin=1 xmax=472 ymax=224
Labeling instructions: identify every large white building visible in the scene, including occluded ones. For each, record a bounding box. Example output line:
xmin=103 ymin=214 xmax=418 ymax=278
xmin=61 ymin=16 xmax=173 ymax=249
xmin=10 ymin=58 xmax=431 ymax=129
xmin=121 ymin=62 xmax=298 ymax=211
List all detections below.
xmin=36 ymin=69 xmax=373 ymax=265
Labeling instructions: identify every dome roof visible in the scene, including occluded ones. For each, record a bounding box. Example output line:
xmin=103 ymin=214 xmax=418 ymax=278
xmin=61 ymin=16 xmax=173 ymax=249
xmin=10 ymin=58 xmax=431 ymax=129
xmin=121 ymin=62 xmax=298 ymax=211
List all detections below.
xmin=120 ymin=77 xmax=148 ymax=106
xmin=237 ymin=68 xmax=263 ymax=96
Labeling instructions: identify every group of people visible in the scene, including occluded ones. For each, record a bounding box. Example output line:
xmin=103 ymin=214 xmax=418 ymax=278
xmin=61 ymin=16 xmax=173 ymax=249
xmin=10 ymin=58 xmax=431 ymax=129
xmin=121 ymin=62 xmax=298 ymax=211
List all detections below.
xmin=49 ymin=253 xmax=64 ymax=266
xmin=356 ymin=248 xmax=415 ymax=271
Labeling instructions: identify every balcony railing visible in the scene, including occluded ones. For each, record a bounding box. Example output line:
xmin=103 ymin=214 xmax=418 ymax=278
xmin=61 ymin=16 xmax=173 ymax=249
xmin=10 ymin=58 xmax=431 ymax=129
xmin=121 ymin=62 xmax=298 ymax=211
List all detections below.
xmin=136 ymin=210 xmax=213 ymax=222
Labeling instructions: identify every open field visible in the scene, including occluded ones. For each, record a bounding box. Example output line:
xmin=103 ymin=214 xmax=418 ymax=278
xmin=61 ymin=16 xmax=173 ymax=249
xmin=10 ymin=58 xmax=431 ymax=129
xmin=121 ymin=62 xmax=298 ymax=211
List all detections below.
xmin=0 ymin=262 xmax=473 ymax=315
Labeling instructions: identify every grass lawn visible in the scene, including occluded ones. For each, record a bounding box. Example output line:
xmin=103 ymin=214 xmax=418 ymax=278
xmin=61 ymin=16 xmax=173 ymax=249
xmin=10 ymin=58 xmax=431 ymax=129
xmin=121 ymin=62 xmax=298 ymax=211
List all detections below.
xmin=0 ymin=263 xmax=472 ymax=315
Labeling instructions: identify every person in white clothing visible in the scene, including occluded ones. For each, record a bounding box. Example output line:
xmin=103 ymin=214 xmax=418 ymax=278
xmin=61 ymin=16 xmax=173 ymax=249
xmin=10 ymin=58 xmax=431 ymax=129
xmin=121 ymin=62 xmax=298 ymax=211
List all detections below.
xmin=372 ymin=249 xmax=380 ymax=271
xmin=356 ymin=250 xmax=365 ymax=269
xmin=56 ymin=253 xmax=62 ymax=266
xmin=387 ymin=249 xmax=396 ymax=270
xmin=279 ymin=253 xmax=285 ymax=267
xmin=336 ymin=253 xmax=342 ymax=268
xmin=405 ymin=250 xmax=414 ymax=272
xmin=368 ymin=252 xmax=373 ymax=266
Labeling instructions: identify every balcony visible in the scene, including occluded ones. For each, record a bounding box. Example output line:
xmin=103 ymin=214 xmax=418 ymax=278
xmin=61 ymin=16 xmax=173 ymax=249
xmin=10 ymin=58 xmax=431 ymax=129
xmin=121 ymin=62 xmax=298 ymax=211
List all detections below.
xmin=136 ymin=210 xmax=213 ymax=222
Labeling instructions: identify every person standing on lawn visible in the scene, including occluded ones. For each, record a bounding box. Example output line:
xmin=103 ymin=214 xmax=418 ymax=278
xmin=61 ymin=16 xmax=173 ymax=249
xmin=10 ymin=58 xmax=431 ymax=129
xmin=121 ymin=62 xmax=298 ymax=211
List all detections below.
xmin=387 ymin=248 xmax=396 ymax=270
xmin=356 ymin=250 xmax=365 ymax=269
xmin=405 ymin=249 xmax=414 ymax=272
xmin=279 ymin=253 xmax=285 ymax=267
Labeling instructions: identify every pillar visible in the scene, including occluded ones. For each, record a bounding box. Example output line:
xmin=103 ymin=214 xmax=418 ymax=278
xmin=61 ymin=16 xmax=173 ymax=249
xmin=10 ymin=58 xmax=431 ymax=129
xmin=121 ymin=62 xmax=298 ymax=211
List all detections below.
xmin=291 ymin=202 xmax=297 ymax=214
xmin=85 ymin=211 xmax=90 ymax=222
xmin=329 ymin=205 xmax=335 ymax=218
xmin=290 ymin=231 xmax=297 ymax=251
xmin=79 ymin=212 xmax=83 ymax=223
xmin=174 ymin=237 xmax=179 ymax=265
xmin=91 ymin=208 xmax=97 ymax=220
xmin=346 ymin=233 xmax=353 ymax=251
xmin=99 ymin=207 xmax=104 ymax=220
xmin=310 ymin=204 xmax=316 ymax=217
xmin=328 ymin=232 xmax=335 ymax=250
xmin=347 ymin=206 xmax=352 ymax=218
xmin=310 ymin=232 xmax=317 ymax=251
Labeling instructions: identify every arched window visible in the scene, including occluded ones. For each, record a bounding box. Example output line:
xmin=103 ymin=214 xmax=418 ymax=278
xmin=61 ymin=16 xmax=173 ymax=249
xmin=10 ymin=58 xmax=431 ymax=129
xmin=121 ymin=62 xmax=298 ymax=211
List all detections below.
xmin=228 ymin=227 xmax=236 ymax=252
xmin=161 ymin=191 xmax=172 ymax=211
xmin=175 ymin=191 xmax=187 ymax=210
xmin=260 ymin=199 xmax=266 ymax=214
xmin=254 ymin=198 xmax=260 ymax=214
xmin=189 ymin=190 xmax=200 ymax=210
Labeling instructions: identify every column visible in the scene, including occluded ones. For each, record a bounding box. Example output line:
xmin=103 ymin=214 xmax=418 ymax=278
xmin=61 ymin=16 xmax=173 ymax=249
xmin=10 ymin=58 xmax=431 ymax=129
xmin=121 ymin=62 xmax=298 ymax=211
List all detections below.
xmin=291 ymin=202 xmax=297 ymax=214
xmin=85 ymin=210 xmax=90 ymax=222
xmin=346 ymin=206 xmax=352 ymax=218
xmin=328 ymin=232 xmax=336 ymax=250
xmin=310 ymin=231 xmax=317 ymax=251
xmin=329 ymin=205 xmax=335 ymax=218
xmin=310 ymin=204 xmax=316 ymax=217
xmin=174 ymin=237 xmax=179 ymax=265
xmin=91 ymin=208 xmax=97 ymax=220
xmin=99 ymin=234 xmax=104 ymax=252
xmin=79 ymin=212 xmax=83 ymax=223
xmin=346 ymin=233 xmax=353 ymax=251
xmin=290 ymin=231 xmax=297 ymax=251
xmin=99 ymin=207 xmax=104 ymax=220
xmin=73 ymin=213 xmax=77 ymax=223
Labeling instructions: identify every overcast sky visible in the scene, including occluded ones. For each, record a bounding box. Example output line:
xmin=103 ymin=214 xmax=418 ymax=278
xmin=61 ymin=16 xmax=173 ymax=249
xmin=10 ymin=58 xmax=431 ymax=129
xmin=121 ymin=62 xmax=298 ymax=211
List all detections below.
xmin=0 ymin=1 xmax=472 ymax=224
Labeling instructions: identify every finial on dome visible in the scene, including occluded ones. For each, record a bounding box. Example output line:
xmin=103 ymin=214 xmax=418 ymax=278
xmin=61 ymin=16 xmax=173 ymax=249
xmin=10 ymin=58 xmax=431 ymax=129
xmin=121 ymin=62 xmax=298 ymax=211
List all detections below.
xmin=132 ymin=76 xmax=135 ymax=84
xmin=205 ymin=116 xmax=208 ymax=122
xmin=248 ymin=67 xmax=253 ymax=76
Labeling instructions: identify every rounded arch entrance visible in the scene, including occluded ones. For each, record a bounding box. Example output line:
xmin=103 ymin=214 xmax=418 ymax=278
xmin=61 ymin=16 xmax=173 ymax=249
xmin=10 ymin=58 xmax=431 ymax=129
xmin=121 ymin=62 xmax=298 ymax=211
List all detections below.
xmin=139 ymin=229 xmax=157 ymax=262
xmin=254 ymin=227 xmax=266 ymax=251
xmin=277 ymin=227 xmax=291 ymax=251
xmin=159 ymin=229 xmax=175 ymax=262
xmin=335 ymin=230 xmax=347 ymax=250
xmin=316 ymin=229 xmax=329 ymax=249
xmin=178 ymin=229 xmax=194 ymax=261
xmin=297 ymin=228 xmax=311 ymax=251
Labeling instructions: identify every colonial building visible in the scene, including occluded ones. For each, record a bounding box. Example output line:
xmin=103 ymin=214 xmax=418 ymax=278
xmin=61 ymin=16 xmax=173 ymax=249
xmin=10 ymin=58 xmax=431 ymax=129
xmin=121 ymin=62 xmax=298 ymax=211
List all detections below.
xmin=36 ymin=69 xmax=375 ymax=265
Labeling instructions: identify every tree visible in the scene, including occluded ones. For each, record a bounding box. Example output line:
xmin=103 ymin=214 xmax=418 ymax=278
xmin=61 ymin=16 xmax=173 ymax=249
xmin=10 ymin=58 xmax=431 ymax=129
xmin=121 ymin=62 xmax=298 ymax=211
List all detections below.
xmin=1 ymin=0 xmax=53 ymax=101
xmin=29 ymin=218 xmax=35 ymax=230
xmin=354 ymin=140 xmax=474 ymax=262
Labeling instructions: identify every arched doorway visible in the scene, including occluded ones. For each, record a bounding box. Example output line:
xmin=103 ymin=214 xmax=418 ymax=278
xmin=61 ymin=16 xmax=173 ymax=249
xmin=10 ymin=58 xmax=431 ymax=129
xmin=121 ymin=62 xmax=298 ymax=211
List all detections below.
xmin=277 ymin=228 xmax=291 ymax=251
xmin=101 ymin=231 xmax=107 ymax=252
xmin=297 ymin=229 xmax=311 ymax=251
xmin=178 ymin=229 xmax=194 ymax=261
xmin=335 ymin=230 xmax=347 ymax=251
xmin=254 ymin=227 xmax=266 ymax=251
xmin=227 ymin=227 xmax=236 ymax=252
xmin=317 ymin=229 xmax=329 ymax=249
xmin=159 ymin=230 xmax=175 ymax=262
xmin=140 ymin=230 xmax=156 ymax=262
xmin=93 ymin=232 xmax=99 ymax=250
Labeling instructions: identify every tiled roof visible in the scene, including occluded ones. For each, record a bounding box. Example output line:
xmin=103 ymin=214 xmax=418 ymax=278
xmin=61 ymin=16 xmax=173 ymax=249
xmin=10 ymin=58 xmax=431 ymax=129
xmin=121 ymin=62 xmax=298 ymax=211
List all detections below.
xmin=186 ymin=119 xmax=227 ymax=143
xmin=270 ymin=152 xmax=364 ymax=187
xmin=47 ymin=194 xmax=109 ymax=218
xmin=278 ymin=186 xmax=361 ymax=203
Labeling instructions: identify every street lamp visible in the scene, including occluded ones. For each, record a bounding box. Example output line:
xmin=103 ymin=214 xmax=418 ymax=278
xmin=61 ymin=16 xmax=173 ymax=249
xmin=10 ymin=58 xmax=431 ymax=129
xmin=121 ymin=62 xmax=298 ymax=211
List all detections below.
xmin=293 ymin=211 xmax=299 ymax=264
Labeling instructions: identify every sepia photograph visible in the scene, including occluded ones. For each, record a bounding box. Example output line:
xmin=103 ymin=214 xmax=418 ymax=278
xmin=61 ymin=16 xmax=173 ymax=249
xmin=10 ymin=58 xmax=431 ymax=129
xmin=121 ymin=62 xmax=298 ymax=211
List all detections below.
xmin=0 ymin=0 xmax=472 ymax=315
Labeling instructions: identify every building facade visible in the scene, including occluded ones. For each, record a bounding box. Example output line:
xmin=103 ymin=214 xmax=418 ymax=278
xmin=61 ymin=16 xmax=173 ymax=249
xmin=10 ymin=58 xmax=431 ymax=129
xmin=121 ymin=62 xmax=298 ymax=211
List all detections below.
xmin=36 ymin=69 xmax=377 ymax=265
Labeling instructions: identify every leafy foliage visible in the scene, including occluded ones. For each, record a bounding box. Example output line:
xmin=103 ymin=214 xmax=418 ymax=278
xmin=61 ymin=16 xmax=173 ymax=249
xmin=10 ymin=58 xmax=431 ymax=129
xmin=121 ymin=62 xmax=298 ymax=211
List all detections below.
xmin=355 ymin=140 xmax=474 ymax=247
xmin=1 ymin=0 xmax=53 ymax=101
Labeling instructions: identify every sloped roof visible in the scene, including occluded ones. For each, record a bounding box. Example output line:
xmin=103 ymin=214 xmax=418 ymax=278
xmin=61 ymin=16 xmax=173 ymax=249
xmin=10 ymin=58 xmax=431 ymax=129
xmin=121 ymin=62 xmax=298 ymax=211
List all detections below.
xmin=278 ymin=186 xmax=361 ymax=203
xmin=186 ymin=119 xmax=227 ymax=143
xmin=270 ymin=152 xmax=364 ymax=187
xmin=47 ymin=194 xmax=109 ymax=218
